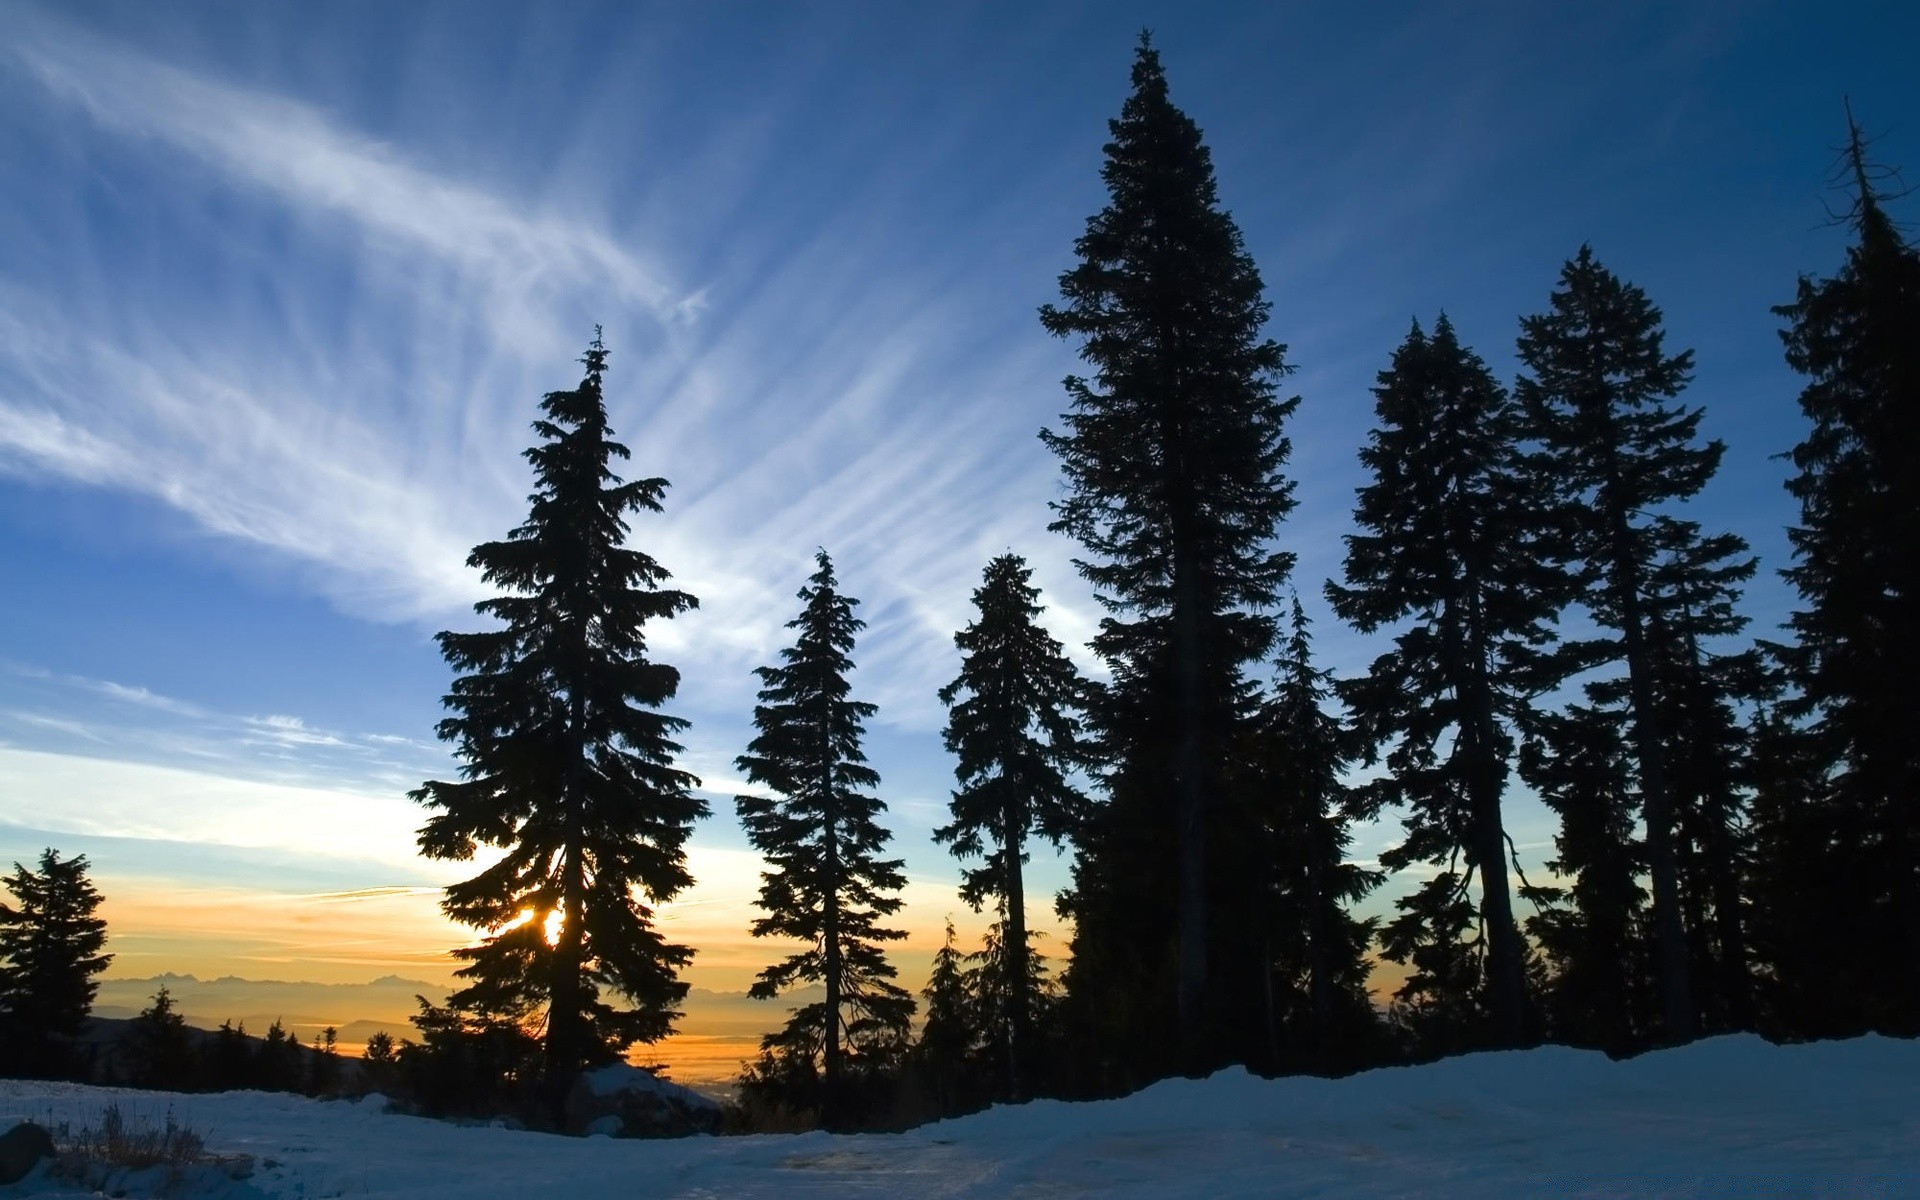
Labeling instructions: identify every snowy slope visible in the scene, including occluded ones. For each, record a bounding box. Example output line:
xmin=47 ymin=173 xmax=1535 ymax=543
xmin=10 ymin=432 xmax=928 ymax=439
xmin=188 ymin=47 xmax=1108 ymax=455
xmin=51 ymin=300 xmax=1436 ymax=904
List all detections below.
xmin=4 ymin=1034 xmax=1917 ymax=1198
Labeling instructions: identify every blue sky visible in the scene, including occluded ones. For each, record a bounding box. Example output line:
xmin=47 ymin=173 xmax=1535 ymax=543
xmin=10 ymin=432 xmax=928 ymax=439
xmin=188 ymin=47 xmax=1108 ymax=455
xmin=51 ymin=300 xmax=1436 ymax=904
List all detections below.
xmin=1 ymin=0 xmax=1915 ymax=1037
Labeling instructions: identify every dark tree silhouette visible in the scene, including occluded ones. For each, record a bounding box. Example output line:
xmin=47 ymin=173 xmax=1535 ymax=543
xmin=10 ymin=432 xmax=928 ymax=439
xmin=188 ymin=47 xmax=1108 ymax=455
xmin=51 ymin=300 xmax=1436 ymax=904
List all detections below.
xmin=412 ymin=333 xmax=705 ymax=1088
xmin=1522 ymin=702 xmax=1654 ymax=1051
xmin=936 ymin=553 xmax=1086 ymax=1099
xmin=736 ymin=551 xmax=913 ymax=1128
xmin=913 ymin=920 xmax=980 ymax=1116
xmin=1516 ymin=248 xmax=1752 ymax=1046
xmin=1242 ymin=598 xmax=1381 ymax=1073
xmin=1328 ymin=315 xmax=1560 ymax=1048
xmin=201 ymin=1019 xmax=251 ymax=1091
xmin=0 ymin=848 xmax=111 ymax=1076
xmin=1768 ymin=108 xmax=1920 ymax=1034
xmin=1040 ymin=32 xmax=1297 ymax=1077
xmin=125 ymin=986 xmax=195 ymax=1090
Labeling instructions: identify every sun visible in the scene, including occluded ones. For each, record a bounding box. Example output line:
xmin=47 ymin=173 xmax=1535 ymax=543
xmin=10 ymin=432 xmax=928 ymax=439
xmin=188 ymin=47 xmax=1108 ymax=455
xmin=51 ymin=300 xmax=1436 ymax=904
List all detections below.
xmin=497 ymin=907 xmax=564 ymax=947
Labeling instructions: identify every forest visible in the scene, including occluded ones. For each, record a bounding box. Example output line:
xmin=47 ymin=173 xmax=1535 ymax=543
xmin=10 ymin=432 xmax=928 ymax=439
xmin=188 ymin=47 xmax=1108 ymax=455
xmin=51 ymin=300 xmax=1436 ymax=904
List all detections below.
xmin=2 ymin=34 xmax=1915 ymax=1138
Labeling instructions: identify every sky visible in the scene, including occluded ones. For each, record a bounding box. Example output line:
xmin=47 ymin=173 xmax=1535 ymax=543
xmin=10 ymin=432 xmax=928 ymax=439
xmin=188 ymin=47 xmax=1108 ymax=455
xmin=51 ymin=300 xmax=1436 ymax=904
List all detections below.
xmin=1 ymin=1 xmax=1915 ymax=1085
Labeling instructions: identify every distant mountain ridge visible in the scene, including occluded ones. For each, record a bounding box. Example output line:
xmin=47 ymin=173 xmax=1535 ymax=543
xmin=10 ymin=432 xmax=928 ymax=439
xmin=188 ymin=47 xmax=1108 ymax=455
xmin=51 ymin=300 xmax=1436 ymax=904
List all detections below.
xmin=89 ymin=974 xmax=804 ymax=1086
xmin=94 ymin=974 xmax=454 ymax=1047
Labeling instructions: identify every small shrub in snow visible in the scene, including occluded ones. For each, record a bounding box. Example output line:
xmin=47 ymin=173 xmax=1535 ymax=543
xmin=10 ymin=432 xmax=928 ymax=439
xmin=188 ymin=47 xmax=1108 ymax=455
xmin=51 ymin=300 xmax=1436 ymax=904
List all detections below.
xmin=46 ymin=1103 xmax=252 ymax=1196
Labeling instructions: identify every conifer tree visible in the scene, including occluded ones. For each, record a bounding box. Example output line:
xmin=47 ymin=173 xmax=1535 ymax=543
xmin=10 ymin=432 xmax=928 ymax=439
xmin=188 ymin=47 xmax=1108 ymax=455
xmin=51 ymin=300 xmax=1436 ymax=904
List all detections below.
xmin=202 ymin=1019 xmax=251 ymax=1091
xmin=1524 ymin=527 xmax=1762 ymax=1048
xmin=1040 ymin=32 xmax=1297 ymax=1077
xmin=125 ymin=986 xmax=195 ymax=1090
xmin=1515 ymin=248 xmax=1754 ymax=1045
xmin=363 ymin=1030 xmax=397 ymax=1067
xmin=256 ymin=1019 xmax=302 ymax=1092
xmin=914 ymin=920 xmax=980 ymax=1116
xmin=936 ymin=553 xmax=1085 ymax=1098
xmin=964 ymin=919 xmax=1057 ymax=1081
xmin=1742 ymin=706 xmax=1849 ymax=1035
xmin=413 ymin=333 xmax=705 ymax=1085
xmin=1769 ymin=111 xmax=1920 ymax=1033
xmin=736 ymin=551 xmax=913 ymax=1127
xmin=1244 ymin=599 xmax=1380 ymax=1073
xmin=1521 ymin=703 xmax=1654 ymax=1051
xmin=1328 ymin=315 xmax=1560 ymax=1048
xmin=0 ymin=848 xmax=111 ymax=1076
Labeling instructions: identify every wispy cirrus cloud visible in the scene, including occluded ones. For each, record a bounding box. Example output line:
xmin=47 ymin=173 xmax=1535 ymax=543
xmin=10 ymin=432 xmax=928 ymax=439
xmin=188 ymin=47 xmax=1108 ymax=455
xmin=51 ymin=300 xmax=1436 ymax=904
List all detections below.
xmin=3 ymin=15 xmax=688 ymax=336
xmin=0 ymin=12 xmax=1103 ymax=741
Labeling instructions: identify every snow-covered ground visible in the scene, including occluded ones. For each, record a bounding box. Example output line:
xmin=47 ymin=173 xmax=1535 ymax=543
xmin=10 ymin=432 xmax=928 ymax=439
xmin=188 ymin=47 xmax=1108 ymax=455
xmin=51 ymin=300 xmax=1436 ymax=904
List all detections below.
xmin=4 ymin=1034 xmax=1916 ymax=1197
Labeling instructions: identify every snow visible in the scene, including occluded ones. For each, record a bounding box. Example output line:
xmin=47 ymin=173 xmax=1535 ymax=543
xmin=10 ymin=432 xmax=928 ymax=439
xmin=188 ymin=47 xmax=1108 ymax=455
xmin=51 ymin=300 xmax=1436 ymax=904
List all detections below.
xmin=3 ymin=1034 xmax=1916 ymax=1197
xmin=580 ymin=1062 xmax=720 ymax=1111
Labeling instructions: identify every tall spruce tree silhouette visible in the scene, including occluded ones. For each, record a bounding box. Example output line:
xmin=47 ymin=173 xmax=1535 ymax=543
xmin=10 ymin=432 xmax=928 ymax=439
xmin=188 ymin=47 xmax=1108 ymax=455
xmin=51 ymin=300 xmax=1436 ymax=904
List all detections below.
xmin=1516 ymin=249 xmax=1753 ymax=1045
xmin=1329 ymin=315 xmax=1560 ymax=1050
xmin=1769 ymin=106 xmax=1920 ymax=1034
xmin=412 ymin=333 xmax=704 ymax=1093
xmin=1521 ymin=700 xmax=1653 ymax=1051
xmin=736 ymin=551 xmax=913 ymax=1129
xmin=1244 ymin=598 xmax=1381 ymax=1072
xmin=1040 ymin=32 xmax=1296 ymax=1078
xmin=936 ymin=553 xmax=1086 ymax=1100
xmin=913 ymin=919 xmax=979 ymax=1116
xmin=0 ymin=848 xmax=110 ymax=1076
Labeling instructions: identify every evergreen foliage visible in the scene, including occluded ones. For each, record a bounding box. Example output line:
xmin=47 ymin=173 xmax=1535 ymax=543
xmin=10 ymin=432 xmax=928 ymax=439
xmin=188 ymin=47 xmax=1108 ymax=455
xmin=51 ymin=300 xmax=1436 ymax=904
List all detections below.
xmin=913 ymin=920 xmax=982 ymax=1116
xmin=255 ymin=1019 xmax=304 ymax=1092
xmin=1241 ymin=599 xmax=1382 ymax=1073
xmin=1766 ymin=110 xmax=1920 ymax=1035
xmin=1040 ymin=32 xmax=1298 ymax=1080
xmin=736 ymin=550 xmax=914 ymax=1128
xmin=1515 ymin=247 xmax=1755 ymax=1045
xmin=1521 ymin=703 xmax=1654 ymax=1052
xmin=412 ymin=333 xmax=706 ymax=1082
xmin=201 ymin=1020 xmax=252 ymax=1091
xmin=1328 ymin=315 xmax=1559 ymax=1049
xmin=125 ymin=987 xmax=195 ymax=1091
xmin=0 ymin=848 xmax=111 ymax=1076
xmin=397 ymin=997 xmax=544 ymax=1120
xmin=964 ymin=920 xmax=1058 ymax=1083
xmin=363 ymin=1030 xmax=397 ymax=1065
xmin=935 ymin=553 xmax=1086 ymax=1099
xmin=309 ymin=1026 xmax=341 ymax=1095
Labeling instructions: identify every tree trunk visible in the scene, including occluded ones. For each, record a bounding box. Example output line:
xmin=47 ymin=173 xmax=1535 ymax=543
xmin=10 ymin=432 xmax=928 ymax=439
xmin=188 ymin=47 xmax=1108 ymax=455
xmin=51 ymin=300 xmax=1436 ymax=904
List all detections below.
xmin=820 ymin=730 xmax=842 ymax=1127
xmin=1004 ymin=812 xmax=1028 ymax=1102
xmin=1608 ymin=532 xmax=1695 ymax=1044
xmin=1441 ymin=588 xmax=1527 ymax=1048
xmin=1303 ymin=848 xmax=1332 ymax=1071
xmin=545 ymin=686 xmax=589 ymax=1126
xmin=1171 ymin=549 xmax=1209 ymax=1075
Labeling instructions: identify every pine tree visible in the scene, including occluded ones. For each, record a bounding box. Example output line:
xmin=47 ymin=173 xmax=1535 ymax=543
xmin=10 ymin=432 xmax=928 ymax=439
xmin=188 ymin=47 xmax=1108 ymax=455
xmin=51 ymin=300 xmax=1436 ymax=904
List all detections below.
xmin=1515 ymin=247 xmax=1754 ymax=1045
xmin=1243 ymin=599 xmax=1381 ymax=1073
xmin=364 ymin=1030 xmax=396 ymax=1064
xmin=1769 ymin=109 xmax=1920 ymax=1034
xmin=1328 ymin=315 xmax=1561 ymax=1048
xmin=736 ymin=550 xmax=914 ymax=1128
xmin=964 ymin=919 xmax=1057 ymax=1083
xmin=1640 ymin=561 xmax=1763 ymax=1035
xmin=256 ymin=1018 xmax=301 ymax=1092
xmin=1521 ymin=703 xmax=1654 ymax=1052
xmin=1039 ymin=32 xmax=1297 ymax=1077
xmin=412 ymin=333 xmax=706 ymax=1087
xmin=935 ymin=553 xmax=1086 ymax=1099
xmin=309 ymin=1026 xmax=341 ymax=1095
xmin=0 ymin=848 xmax=111 ymax=1076
xmin=914 ymin=920 xmax=980 ymax=1116
xmin=202 ymin=1019 xmax=251 ymax=1091
xmin=125 ymin=986 xmax=195 ymax=1090
xmin=1742 ymin=705 xmax=1850 ymax=1036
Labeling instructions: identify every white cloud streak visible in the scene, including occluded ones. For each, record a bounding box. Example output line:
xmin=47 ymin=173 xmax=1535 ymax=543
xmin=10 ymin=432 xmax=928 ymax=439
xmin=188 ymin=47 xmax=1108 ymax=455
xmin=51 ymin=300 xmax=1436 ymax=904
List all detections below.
xmin=0 ymin=15 xmax=1104 ymax=738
